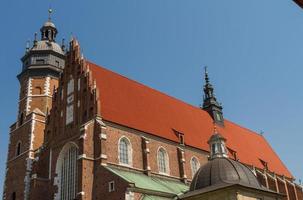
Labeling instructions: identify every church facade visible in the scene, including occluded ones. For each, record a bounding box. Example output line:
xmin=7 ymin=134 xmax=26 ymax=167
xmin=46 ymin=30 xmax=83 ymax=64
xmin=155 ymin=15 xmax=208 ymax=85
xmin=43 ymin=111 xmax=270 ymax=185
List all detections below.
xmin=3 ymin=12 xmax=303 ymax=200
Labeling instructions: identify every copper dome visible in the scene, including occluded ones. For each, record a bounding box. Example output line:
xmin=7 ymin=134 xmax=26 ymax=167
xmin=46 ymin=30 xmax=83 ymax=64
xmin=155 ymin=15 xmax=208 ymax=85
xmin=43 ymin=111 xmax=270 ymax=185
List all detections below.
xmin=190 ymin=158 xmax=262 ymax=191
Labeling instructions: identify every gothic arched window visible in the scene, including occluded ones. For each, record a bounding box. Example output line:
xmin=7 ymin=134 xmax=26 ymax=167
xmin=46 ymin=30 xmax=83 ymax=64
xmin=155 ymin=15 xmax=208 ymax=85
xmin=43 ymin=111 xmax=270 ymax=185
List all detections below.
xmin=16 ymin=141 xmax=22 ymax=156
xmin=190 ymin=157 xmax=200 ymax=178
xmin=157 ymin=147 xmax=169 ymax=174
xmin=118 ymin=137 xmax=132 ymax=166
xmin=55 ymin=143 xmax=78 ymax=200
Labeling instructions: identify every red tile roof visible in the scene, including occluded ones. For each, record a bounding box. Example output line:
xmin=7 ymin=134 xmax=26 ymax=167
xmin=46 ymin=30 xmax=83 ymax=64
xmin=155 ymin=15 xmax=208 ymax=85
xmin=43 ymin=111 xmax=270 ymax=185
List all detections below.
xmin=88 ymin=61 xmax=292 ymax=178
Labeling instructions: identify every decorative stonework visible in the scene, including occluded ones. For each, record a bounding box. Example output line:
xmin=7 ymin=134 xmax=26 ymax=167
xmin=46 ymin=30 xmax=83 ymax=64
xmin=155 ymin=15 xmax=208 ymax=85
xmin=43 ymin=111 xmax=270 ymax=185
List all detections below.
xmin=44 ymin=76 xmax=51 ymax=96
xmin=26 ymin=78 xmax=33 ymax=114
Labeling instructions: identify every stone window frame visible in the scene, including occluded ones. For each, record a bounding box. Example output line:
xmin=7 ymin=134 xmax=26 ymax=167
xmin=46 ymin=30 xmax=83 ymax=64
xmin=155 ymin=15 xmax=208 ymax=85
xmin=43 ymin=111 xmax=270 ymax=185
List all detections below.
xmin=190 ymin=156 xmax=200 ymax=178
xmin=118 ymin=136 xmax=133 ymax=167
xmin=108 ymin=181 xmax=115 ymax=192
xmin=157 ymin=147 xmax=170 ymax=175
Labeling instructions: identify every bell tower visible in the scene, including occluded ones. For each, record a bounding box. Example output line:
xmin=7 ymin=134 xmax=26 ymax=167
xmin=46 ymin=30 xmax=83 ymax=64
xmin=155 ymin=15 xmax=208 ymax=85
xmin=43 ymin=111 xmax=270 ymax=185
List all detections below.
xmin=3 ymin=9 xmax=65 ymax=200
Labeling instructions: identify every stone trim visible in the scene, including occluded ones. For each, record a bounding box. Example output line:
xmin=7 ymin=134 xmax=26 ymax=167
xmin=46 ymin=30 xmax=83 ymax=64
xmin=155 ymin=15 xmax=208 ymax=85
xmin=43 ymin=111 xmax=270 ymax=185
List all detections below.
xmin=44 ymin=76 xmax=51 ymax=96
xmin=19 ymin=94 xmax=53 ymax=102
xmin=177 ymin=147 xmax=187 ymax=183
xmin=25 ymin=77 xmax=33 ymax=114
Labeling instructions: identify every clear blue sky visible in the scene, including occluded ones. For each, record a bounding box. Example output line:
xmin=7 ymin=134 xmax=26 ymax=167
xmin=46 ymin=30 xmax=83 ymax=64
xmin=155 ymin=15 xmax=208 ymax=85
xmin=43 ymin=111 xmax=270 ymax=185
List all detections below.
xmin=0 ymin=0 xmax=303 ymax=195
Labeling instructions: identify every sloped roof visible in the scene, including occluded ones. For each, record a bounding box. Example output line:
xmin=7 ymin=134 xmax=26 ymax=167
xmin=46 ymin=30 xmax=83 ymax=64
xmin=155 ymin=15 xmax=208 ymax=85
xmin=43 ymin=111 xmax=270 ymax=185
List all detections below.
xmin=105 ymin=166 xmax=188 ymax=196
xmin=88 ymin=61 xmax=292 ymax=178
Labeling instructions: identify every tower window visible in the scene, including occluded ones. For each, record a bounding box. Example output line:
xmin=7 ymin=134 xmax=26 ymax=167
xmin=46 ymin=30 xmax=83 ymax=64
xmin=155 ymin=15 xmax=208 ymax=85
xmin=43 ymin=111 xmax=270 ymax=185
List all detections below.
xmin=16 ymin=141 xmax=22 ymax=156
xmin=19 ymin=113 xmax=24 ymax=126
xmin=36 ymin=59 xmax=45 ymax=65
xmin=118 ymin=137 xmax=132 ymax=166
xmin=157 ymin=147 xmax=169 ymax=174
xmin=11 ymin=192 xmax=16 ymax=200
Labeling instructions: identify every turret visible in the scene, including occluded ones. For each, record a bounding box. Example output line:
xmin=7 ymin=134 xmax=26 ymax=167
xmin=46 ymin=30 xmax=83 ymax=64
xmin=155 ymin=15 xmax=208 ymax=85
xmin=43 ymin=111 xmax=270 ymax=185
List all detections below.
xmin=202 ymin=67 xmax=224 ymax=126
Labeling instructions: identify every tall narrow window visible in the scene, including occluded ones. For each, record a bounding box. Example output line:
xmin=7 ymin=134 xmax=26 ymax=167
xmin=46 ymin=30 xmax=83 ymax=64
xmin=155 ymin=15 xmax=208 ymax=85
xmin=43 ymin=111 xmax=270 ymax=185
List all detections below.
xmin=55 ymin=143 xmax=78 ymax=200
xmin=118 ymin=137 xmax=132 ymax=166
xmin=16 ymin=141 xmax=21 ymax=156
xmin=190 ymin=157 xmax=200 ymax=178
xmin=108 ymin=181 xmax=115 ymax=192
xmin=158 ymin=147 xmax=169 ymax=174
xmin=11 ymin=192 xmax=16 ymax=200
xmin=19 ymin=113 xmax=24 ymax=126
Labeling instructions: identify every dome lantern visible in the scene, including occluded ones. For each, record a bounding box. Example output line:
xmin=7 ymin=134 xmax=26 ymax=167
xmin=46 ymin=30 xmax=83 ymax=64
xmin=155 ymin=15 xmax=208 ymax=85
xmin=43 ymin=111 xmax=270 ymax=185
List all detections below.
xmin=40 ymin=8 xmax=58 ymax=42
xmin=207 ymin=125 xmax=228 ymax=160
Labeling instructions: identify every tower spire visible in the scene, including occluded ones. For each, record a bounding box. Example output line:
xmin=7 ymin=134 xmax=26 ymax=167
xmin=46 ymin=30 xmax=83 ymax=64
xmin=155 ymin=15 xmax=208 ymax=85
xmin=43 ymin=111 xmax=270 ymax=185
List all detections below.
xmin=202 ymin=67 xmax=224 ymax=126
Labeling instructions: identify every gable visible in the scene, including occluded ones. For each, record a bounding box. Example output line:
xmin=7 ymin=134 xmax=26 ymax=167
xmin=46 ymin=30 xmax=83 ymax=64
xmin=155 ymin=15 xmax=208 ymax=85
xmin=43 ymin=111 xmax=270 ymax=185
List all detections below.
xmin=88 ymin=61 xmax=292 ymax=178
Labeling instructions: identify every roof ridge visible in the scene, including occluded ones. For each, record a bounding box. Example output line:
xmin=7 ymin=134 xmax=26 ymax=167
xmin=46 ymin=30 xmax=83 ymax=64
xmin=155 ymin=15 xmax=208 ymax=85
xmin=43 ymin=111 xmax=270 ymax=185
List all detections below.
xmin=224 ymin=119 xmax=264 ymax=138
xmin=87 ymin=60 xmax=205 ymax=113
xmin=257 ymin=135 xmax=293 ymax=178
xmin=88 ymin=60 xmax=272 ymax=139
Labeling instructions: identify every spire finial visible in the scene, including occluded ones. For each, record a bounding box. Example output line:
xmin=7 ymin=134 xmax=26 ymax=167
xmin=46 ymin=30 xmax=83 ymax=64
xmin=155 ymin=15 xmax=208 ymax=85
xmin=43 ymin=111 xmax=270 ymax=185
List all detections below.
xmin=204 ymin=66 xmax=209 ymax=84
xmin=48 ymin=7 xmax=53 ymax=21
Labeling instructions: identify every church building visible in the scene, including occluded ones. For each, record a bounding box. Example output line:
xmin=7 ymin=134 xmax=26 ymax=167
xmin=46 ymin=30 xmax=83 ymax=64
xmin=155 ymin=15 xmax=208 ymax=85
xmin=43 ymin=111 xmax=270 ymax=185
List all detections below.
xmin=3 ymin=9 xmax=303 ymax=200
